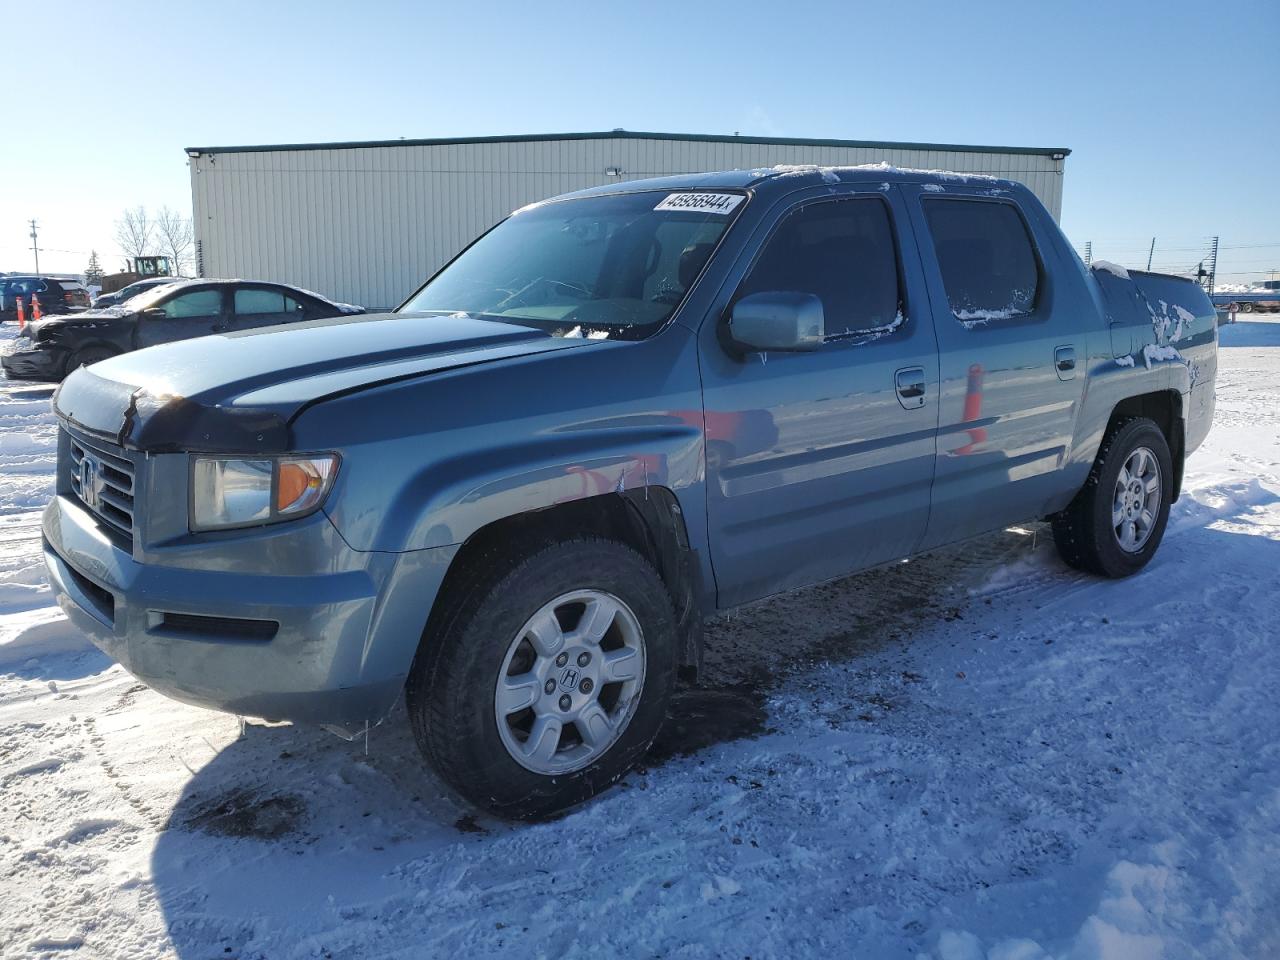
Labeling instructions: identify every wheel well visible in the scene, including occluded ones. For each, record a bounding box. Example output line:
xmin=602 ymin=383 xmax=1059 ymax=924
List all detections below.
xmin=435 ymin=489 xmax=705 ymax=680
xmin=1107 ymin=390 xmax=1185 ymax=501
xmin=64 ymin=342 xmax=120 ymax=372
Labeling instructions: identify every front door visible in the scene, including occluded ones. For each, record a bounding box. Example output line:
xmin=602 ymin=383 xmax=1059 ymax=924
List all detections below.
xmin=135 ymin=287 xmax=227 ymax=349
xmin=904 ymin=190 xmax=1086 ymax=549
xmin=700 ymin=187 xmax=940 ymax=608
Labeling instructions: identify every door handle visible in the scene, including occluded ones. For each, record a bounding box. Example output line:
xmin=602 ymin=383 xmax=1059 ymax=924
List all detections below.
xmin=895 ymin=366 xmax=927 ymax=409
xmin=1055 ymin=345 xmax=1076 ymax=380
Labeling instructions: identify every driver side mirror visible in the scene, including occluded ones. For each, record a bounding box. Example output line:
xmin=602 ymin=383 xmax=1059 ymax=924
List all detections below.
xmin=727 ymin=292 xmax=824 ymax=353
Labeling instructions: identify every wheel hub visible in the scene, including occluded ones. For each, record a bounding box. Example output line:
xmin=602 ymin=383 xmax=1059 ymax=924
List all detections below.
xmin=494 ymin=589 xmax=646 ymax=775
xmin=1112 ymin=445 xmax=1161 ymax=553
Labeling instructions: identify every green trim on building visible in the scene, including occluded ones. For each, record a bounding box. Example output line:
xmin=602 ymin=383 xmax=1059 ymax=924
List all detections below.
xmin=186 ymin=129 xmax=1070 ymax=159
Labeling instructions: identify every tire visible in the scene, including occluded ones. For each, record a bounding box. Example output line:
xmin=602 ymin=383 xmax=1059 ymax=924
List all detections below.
xmin=1052 ymin=417 xmax=1174 ymax=578
xmin=406 ymin=537 xmax=678 ymax=820
xmin=1241 ymin=302 xmax=1254 ymax=314
xmin=65 ymin=346 xmax=118 ymax=376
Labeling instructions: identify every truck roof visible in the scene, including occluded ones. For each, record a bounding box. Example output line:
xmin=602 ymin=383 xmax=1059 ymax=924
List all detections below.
xmin=553 ymin=164 xmax=1026 ymax=203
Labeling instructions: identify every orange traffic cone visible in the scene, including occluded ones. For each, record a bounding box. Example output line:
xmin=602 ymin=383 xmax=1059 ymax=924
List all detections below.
xmin=15 ymin=297 xmax=26 ymax=329
xmin=31 ymin=294 xmax=42 ymax=322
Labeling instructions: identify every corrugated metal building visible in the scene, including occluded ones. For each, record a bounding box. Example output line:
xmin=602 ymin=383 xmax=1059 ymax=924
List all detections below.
xmin=187 ymin=130 xmax=1070 ymax=310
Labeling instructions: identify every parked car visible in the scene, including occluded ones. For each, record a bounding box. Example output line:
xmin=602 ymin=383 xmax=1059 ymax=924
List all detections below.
xmin=2 ymin=278 xmax=364 ymax=381
xmin=91 ymin=276 xmax=182 ymax=309
xmin=0 ymin=275 xmax=91 ymax=322
xmin=42 ymin=168 xmax=1217 ymax=819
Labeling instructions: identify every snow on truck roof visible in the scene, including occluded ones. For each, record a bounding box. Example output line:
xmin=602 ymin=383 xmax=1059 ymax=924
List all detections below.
xmin=554 ymin=163 xmax=1028 ymax=205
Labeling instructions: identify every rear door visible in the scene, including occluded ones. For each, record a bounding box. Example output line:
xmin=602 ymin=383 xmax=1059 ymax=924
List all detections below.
xmin=905 ymin=189 xmax=1086 ymax=548
xmin=700 ymin=185 xmax=940 ymax=608
xmin=228 ymin=285 xmax=309 ymax=332
xmin=135 ymin=287 xmax=228 ymax=348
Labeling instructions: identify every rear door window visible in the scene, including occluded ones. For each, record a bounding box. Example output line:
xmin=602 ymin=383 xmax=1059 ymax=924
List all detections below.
xmin=738 ymin=198 xmax=903 ymax=337
xmin=235 ymin=288 xmax=304 ymax=316
xmin=923 ymin=198 xmax=1040 ymax=324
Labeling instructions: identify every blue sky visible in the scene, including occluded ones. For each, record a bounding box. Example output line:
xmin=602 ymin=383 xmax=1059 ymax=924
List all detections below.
xmin=3 ymin=0 xmax=1277 ymax=284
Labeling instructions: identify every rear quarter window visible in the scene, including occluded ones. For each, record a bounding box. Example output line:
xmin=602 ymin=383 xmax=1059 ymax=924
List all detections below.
xmin=923 ymin=198 xmax=1040 ymax=325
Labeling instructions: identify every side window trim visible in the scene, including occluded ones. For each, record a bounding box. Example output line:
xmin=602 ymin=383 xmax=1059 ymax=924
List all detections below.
xmin=730 ymin=192 xmax=908 ymax=346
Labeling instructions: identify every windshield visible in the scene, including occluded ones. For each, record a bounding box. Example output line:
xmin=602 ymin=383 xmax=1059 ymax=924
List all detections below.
xmin=399 ymin=190 xmax=744 ymax=339
xmin=115 ymin=281 xmax=185 ymax=311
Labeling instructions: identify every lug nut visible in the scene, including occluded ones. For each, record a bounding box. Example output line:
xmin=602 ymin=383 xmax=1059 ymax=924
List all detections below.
xmin=559 ymin=694 xmax=572 ymax=711
xmin=577 ymin=652 xmax=591 ymax=667
xmin=544 ymin=678 xmax=556 ymax=695
xmin=555 ymin=652 xmax=569 ymax=667
xmin=579 ymin=678 xmax=593 ymax=695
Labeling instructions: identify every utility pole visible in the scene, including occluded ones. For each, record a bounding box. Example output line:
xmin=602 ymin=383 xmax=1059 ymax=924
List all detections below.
xmin=1206 ymin=236 xmax=1218 ymax=294
xmin=29 ymin=219 xmax=40 ymax=275
xmin=1146 ymin=237 xmax=1156 ymax=272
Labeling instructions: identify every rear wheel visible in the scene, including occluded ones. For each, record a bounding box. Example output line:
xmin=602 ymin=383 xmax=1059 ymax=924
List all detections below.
xmin=1052 ymin=417 xmax=1173 ymax=578
xmin=65 ymin=346 xmax=118 ymax=376
xmin=1241 ymin=302 xmax=1255 ymax=314
xmin=406 ymin=537 xmax=678 ymax=819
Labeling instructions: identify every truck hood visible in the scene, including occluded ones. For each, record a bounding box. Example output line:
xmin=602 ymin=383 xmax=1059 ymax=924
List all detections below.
xmin=53 ymin=312 xmax=596 ymax=453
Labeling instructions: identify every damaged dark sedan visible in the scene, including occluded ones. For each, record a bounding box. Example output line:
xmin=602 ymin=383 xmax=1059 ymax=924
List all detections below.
xmin=2 ymin=278 xmax=364 ymax=381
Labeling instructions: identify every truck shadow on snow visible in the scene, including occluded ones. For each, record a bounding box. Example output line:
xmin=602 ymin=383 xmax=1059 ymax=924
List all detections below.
xmin=1218 ymin=318 xmax=1280 ymax=349
xmin=145 ymin=504 xmax=1280 ymax=957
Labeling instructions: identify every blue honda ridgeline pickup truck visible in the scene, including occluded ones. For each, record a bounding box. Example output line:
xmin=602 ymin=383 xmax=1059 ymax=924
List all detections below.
xmin=44 ymin=167 xmax=1216 ymax=818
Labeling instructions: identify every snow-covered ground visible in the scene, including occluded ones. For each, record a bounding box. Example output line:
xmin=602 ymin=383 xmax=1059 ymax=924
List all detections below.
xmin=2 ymin=320 xmax=1279 ymax=960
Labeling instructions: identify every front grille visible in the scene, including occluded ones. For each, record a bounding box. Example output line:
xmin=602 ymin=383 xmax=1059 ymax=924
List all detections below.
xmin=66 ymin=429 xmax=137 ymax=548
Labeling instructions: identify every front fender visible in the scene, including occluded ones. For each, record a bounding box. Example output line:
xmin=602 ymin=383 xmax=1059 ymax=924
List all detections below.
xmin=336 ymin=422 xmax=704 ymax=552
xmin=303 ymin=326 xmax=709 ymax=555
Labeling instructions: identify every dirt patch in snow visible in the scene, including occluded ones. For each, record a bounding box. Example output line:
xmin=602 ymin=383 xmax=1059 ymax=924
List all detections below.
xmin=646 ymin=684 xmax=769 ymax=763
xmin=184 ymin=789 xmax=306 ymax=840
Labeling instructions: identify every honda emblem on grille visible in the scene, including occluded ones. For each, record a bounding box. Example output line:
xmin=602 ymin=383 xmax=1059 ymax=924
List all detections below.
xmin=80 ymin=456 xmax=103 ymax=509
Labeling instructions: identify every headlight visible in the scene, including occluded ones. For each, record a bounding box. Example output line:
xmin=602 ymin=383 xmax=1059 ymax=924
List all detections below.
xmin=191 ymin=454 xmax=339 ymax=531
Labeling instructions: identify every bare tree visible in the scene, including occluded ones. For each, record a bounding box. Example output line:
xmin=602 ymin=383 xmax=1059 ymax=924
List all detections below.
xmin=155 ymin=206 xmax=195 ymax=277
xmin=114 ymin=206 xmax=153 ymax=266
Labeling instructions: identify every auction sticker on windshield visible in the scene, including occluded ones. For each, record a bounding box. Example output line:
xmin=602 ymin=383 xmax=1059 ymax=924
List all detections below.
xmin=654 ymin=193 xmax=744 ymax=214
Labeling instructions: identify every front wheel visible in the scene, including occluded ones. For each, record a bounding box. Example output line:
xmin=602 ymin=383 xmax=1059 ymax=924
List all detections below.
xmin=65 ymin=346 xmax=118 ymax=377
xmin=406 ymin=537 xmax=678 ymax=819
xmin=1052 ymin=417 xmax=1174 ymax=578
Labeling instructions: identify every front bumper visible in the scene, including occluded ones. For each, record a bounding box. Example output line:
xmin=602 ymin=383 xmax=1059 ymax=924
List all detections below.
xmin=2 ymin=341 xmax=66 ymax=381
xmin=43 ymin=492 xmax=458 ymax=733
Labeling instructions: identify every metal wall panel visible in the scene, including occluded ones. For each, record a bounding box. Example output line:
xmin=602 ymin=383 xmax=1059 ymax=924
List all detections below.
xmin=190 ymin=137 xmax=1066 ymax=310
